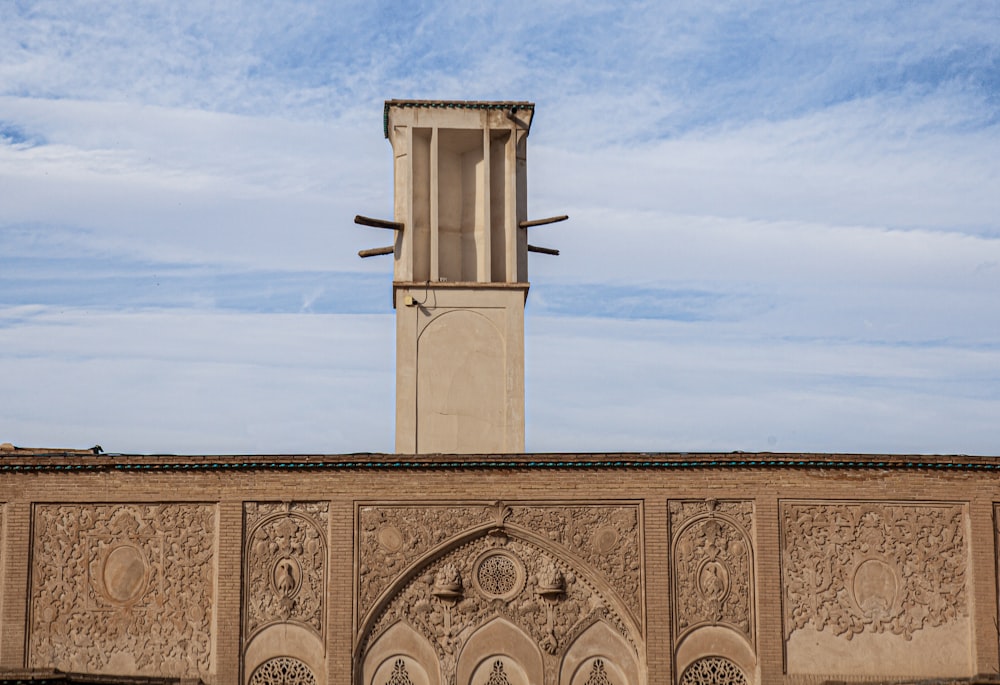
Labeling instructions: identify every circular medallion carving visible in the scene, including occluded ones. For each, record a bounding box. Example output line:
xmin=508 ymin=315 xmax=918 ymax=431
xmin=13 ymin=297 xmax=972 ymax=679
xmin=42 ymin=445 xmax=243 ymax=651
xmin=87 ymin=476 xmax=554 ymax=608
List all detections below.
xmin=102 ymin=544 xmax=148 ymax=603
xmin=473 ymin=551 xmax=525 ymax=600
xmin=377 ymin=524 xmax=404 ymax=552
xmin=249 ymin=657 xmax=317 ymax=685
xmin=272 ymin=557 xmax=301 ymax=598
xmin=696 ymin=559 xmax=731 ymax=601
xmin=679 ymin=656 xmax=748 ymax=685
xmin=593 ymin=525 xmax=619 ymax=554
xmin=852 ymin=558 xmax=897 ymax=618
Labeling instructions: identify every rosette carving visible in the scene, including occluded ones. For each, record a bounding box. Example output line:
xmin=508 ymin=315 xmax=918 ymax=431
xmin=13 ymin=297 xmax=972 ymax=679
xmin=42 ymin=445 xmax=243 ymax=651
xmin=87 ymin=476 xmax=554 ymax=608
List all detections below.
xmin=28 ymin=504 xmax=215 ymax=680
xmin=781 ymin=501 xmax=967 ymax=640
xmin=244 ymin=502 xmax=328 ymax=641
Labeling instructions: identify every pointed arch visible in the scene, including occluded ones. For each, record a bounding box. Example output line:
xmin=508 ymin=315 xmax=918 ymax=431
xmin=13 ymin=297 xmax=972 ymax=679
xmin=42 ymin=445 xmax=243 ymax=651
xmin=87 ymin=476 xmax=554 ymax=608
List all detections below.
xmin=560 ymin=621 xmax=640 ymax=685
xmin=456 ymin=617 xmax=542 ymax=685
xmin=358 ymin=523 xmax=642 ymax=647
xmin=362 ymin=621 xmax=440 ymax=685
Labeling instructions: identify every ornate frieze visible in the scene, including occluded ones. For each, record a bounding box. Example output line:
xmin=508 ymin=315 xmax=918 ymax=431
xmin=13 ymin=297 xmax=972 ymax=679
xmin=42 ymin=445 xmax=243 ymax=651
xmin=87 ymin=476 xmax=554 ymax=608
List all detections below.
xmin=358 ymin=502 xmax=641 ymax=621
xmin=781 ymin=501 xmax=968 ymax=640
xmin=669 ymin=500 xmax=754 ymax=644
xmin=364 ymin=532 xmax=638 ymax=685
xmin=28 ymin=503 xmax=216 ymax=679
xmin=244 ymin=502 xmax=328 ymax=641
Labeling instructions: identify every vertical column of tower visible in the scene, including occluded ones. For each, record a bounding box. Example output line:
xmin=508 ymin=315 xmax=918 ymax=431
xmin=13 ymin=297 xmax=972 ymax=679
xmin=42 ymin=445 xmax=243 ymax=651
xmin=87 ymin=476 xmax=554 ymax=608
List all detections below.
xmin=384 ymin=101 xmax=533 ymax=455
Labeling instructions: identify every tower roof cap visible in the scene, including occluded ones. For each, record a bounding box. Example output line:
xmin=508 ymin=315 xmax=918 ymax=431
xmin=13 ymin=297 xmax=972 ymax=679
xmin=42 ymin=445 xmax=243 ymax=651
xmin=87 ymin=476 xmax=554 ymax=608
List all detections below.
xmin=383 ymin=100 xmax=535 ymax=138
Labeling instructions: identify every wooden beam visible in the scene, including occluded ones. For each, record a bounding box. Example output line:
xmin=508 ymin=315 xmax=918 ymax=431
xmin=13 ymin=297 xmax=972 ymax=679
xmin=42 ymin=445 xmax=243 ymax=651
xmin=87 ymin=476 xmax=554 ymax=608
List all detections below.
xmin=358 ymin=246 xmax=395 ymax=258
xmin=355 ymin=215 xmax=404 ymax=231
xmin=527 ymin=244 xmax=559 ymax=256
xmin=519 ymin=214 xmax=568 ymax=229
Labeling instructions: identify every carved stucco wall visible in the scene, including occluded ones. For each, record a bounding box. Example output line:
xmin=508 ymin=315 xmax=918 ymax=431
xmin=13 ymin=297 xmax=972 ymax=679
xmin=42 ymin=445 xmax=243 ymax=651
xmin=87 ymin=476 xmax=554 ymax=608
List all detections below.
xmin=243 ymin=502 xmax=329 ymax=685
xmin=27 ymin=503 xmax=217 ymax=681
xmin=357 ymin=501 xmax=644 ymax=685
xmin=669 ymin=500 xmax=755 ymax=684
xmin=781 ymin=500 xmax=971 ymax=678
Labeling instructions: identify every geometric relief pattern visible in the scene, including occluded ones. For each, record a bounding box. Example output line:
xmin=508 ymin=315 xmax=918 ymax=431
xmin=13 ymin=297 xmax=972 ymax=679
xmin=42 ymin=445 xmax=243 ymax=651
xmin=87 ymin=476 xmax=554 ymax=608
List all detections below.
xmin=781 ymin=501 xmax=968 ymax=640
xmin=248 ymin=656 xmax=317 ymax=685
xmin=244 ymin=502 xmax=328 ymax=642
xmin=364 ymin=531 xmax=638 ymax=685
xmin=28 ymin=504 xmax=216 ymax=679
xmin=358 ymin=501 xmax=641 ymax=621
xmin=384 ymin=659 xmax=414 ymax=685
xmin=584 ymin=658 xmax=614 ymax=685
xmin=678 ymin=657 xmax=747 ymax=685
xmin=484 ymin=660 xmax=510 ymax=685
xmin=670 ymin=500 xmax=754 ymax=645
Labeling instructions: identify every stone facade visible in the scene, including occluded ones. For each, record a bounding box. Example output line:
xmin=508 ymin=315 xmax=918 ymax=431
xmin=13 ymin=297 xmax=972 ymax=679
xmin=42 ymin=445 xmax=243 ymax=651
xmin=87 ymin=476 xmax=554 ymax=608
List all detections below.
xmin=3 ymin=451 xmax=1000 ymax=685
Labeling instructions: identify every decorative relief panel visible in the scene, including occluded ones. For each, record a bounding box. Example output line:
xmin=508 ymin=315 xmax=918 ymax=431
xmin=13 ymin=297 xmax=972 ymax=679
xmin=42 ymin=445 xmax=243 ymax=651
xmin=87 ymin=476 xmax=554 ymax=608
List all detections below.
xmin=678 ymin=657 xmax=747 ymax=685
xmin=248 ymin=656 xmax=317 ymax=685
xmin=669 ymin=500 xmax=754 ymax=644
xmin=508 ymin=505 xmax=641 ymax=618
xmin=781 ymin=501 xmax=968 ymax=640
xmin=358 ymin=502 xmax=641 ymax=621
xmin=244 ymin=502 xmax=328 ymax=641
xmin=363 ymin=531 xmax=638 ymax=685
xmin=359 ymin=504 xmax=492 ymax=616
xmin=29 ymin=503 xmax=216 ymax=679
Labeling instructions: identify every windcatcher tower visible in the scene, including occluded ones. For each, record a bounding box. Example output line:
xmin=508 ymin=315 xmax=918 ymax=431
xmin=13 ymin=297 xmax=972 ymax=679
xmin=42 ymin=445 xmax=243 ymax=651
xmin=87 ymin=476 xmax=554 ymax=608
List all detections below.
xmin=357 ymin=100 xmax=564 ymax=454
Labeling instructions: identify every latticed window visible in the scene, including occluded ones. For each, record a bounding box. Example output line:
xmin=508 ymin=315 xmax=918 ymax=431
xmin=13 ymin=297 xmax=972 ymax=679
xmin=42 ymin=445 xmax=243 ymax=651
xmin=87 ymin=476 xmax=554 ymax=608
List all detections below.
xmin=678 ymin=656 xmax=747 ymax=685
xmin=484 ymin=659 xmax=511 ymax=685
xmin=584 ymin=658 xmax=614 ymax=685
xmin=384 ymin=658 xmax=413 ymax=685
xmin=249 ymin=657 xmax=317 ymax=685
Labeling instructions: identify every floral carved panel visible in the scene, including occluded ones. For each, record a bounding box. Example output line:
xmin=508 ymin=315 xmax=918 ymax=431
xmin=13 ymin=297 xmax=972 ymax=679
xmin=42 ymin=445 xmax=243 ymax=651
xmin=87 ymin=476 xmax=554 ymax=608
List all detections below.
xmin=244 ymin=502 xmax=328 ymax=642
xmin=28 ymin=503 xmax=216 ymax=680
xmin=669 ymin=500 xmax=754 ymax=645
xmin=358 ymin=504 xmax=493 ymax=617
xmin=781 ymin=501 xmax=968 ymax=640
xmin=358 ymin=502 xmax=641 ymax=623
xmin=364 ymin=533 xmax=639 ymax=685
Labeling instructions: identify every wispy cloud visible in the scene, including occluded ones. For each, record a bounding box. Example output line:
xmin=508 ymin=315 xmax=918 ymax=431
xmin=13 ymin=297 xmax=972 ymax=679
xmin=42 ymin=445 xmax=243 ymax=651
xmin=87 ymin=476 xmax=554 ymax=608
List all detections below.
xmin=1 ymin=1 xmax=998 ymax=453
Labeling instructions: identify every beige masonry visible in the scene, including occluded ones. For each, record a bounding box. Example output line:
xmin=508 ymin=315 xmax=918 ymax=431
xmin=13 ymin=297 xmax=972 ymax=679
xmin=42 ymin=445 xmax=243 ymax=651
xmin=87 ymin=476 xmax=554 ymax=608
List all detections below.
xmin=381 ymin=101 xmax=538 ymax=454
xmin=2 ymin=451 xmax=1000 ymax=685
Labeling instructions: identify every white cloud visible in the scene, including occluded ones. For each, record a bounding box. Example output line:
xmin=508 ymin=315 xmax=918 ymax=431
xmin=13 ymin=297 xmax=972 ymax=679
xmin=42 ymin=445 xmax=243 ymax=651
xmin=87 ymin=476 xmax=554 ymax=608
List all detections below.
xmin=1 ymin=1 xmax=998 ymax=454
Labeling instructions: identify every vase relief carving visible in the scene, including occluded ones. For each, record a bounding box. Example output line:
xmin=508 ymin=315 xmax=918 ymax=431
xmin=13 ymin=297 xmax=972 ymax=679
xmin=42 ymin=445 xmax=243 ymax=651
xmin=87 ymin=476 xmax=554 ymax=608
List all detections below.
xmin=358 ymin=502 xmax=641 ymax=623
xmin=362 ymin=530 xmax=639 ymax=685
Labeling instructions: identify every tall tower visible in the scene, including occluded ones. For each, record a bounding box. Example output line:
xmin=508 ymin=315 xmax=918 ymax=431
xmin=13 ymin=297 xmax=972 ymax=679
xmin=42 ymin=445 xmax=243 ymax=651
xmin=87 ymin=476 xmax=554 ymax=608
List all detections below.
xmin=357 ymin=100 xmax=562 ymax=454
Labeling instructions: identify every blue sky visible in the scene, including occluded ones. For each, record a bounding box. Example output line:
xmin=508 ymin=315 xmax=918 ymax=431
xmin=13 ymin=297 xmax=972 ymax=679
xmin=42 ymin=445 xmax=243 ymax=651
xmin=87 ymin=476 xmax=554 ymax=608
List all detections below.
xmin=1 ymin=1 xmax=998 ymax=455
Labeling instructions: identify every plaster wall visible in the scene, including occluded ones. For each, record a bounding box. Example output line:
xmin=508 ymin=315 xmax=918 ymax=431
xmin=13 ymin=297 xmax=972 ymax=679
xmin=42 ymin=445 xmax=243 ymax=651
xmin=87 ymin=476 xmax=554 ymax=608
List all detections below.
xmin=1 ymin=453 xmax=999 ymax=685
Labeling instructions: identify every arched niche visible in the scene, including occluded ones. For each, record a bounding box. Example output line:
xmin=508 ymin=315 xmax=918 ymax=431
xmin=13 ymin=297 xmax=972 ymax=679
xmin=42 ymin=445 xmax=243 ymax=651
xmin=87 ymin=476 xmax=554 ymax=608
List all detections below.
xmin=363 ymin=622 xmax=441 ymax=685
xmin=671 ymin=511 xmax=754 ymax=648
xmin=560 ymin=621 xmax=640 ymax=685
xmin=675 ymin=626 xmax=756 ymax=685
xmin=416 ymin=309 xmax=505 ymax=453
xmin=456 ymin=617 xmax=543 ymax=685
xmin=244 ymin=623 xmax=325 ymax=685
xmin=370 ymin=655 xmax=433 ymax=685
xmin=358 ymin=526 xmax=643 ymax=685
